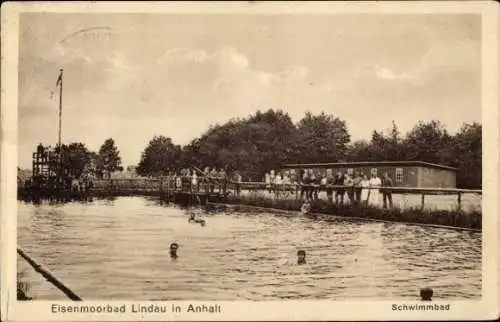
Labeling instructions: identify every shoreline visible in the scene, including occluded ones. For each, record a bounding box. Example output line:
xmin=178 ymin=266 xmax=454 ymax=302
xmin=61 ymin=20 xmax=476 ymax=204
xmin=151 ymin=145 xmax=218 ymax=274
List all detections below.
xmin=209 ymin=195 xmax=481 ymax=231
xmin=211 ymin=202 xmax=481 ymax=233
xmin=16 ymin=188 xmax=482 ymax=231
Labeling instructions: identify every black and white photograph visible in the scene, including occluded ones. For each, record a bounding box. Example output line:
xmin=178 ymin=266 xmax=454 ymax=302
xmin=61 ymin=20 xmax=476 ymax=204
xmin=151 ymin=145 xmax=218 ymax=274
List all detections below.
xmin=1 ymin=1 xmax=498 ymax=321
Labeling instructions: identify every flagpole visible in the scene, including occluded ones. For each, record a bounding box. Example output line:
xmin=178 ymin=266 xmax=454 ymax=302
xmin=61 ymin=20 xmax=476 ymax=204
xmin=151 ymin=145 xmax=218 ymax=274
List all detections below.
xmin=58 ymin=69 xmax=63 ymax=149
xmin=57 ymin=69 xmax=63 ymax=186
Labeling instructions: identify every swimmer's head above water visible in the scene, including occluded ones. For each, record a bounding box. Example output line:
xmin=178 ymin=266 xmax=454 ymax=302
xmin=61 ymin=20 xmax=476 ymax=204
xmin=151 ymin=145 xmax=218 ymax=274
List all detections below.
xmin=420 ymin=287 xmax=433 ymax=301
xmin=297 ymin=250 xmax=306 ymax=265
xmin=170 ymin=243 xmax=179 ymax=258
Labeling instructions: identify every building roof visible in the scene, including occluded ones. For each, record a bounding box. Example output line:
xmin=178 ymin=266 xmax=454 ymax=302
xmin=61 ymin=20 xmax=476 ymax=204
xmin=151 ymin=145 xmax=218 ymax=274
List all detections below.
xmin=281 ymin=161 xmax=457 ymax=172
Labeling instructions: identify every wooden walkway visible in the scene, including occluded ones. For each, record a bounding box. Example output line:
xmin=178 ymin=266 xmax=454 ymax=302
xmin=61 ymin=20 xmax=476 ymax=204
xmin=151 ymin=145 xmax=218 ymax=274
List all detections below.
xmin=89 ymin=177 xmax=481 ymax=210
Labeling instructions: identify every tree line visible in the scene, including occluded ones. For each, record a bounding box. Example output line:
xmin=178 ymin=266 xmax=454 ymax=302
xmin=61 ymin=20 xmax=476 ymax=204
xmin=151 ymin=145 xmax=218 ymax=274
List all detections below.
xmin=51 ymin=138 xmax=123 ymax=179
xmin=53 ymin=109 xmax=482 ymax=189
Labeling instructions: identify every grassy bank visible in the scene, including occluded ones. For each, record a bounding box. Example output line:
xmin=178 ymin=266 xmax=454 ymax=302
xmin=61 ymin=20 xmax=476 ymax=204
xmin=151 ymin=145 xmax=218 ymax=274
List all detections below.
xmin=220 ymin=194 xmax=482 ymax=230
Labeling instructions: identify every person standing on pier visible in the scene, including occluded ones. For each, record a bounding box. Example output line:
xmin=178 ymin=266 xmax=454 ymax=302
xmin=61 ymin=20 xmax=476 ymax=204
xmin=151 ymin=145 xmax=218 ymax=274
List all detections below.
xmin=269 ymin=170 xmax=276 ymax=194
xmin=308 ymin=170 xmax=316 ymax=200
xmin=202 ymin=167 xmax=210 ymax=191
xmin=353 ymin=172 xmax=363 ymax=205
xmin=360 ymin=174 xmax=370 ymax=205
xmin=282 ymin=171 xmax=291 ymax=186
xmin=325 ymin=169 xmax=335 ymax=203
xmin=289 ymin=169 xmax=298 ymax=195
xmin=334 ymin=171 xmax=345 ymax=205
xmin=184 ymin=169 xmax=191 ymax=191
xmin=191 ymin=171 xmax=198 ymax=192
xmin=345 ymin=173 xmax=354 ymax=204
xmin=381 ymin=172 xmax=394 ymax=208
xmin=264 ymin=172 xmax=271 ymax=193
xmin=234 ymin=171 xmax=242 ymax=196
xmin=175 ymin=173 xmax=182 ymax=191
xmin=218 ymin=168 xmax=227 ymax=194
xmin=300 ymin=170 xmax=308 ymax=200
xmin=320 ymin=173 xmax=327 ymax=199
xmin=209 ymin=168 xmax=218 ymax=193
xmin=276 ymin=171 xmax=284 ymax=197
xmin=71 ymin=177 xmax=80 ymax=192
xmin=368 ymin=172 xmax=382 ymax=207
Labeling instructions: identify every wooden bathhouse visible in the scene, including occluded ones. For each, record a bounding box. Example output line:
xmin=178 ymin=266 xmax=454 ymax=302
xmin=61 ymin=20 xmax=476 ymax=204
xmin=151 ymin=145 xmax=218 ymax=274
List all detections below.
xmin=281 ymin=161 xmax=457 ymax=188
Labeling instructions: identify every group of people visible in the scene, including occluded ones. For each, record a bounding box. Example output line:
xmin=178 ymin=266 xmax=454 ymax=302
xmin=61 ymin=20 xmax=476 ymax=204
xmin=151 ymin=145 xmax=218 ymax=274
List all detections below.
xmin=170 ymin=167 xmax=243 ymax=196
xmin=321 ymin=170 xmax=394 ymax=208
xmin=173 ymin=166 xmax=396 ymax=208
xmin=21 ymin=172 xmax=95 ymax=193
xmin=69 ymin=173 xmax=95 ymax=193
xmin=265 ymin=168 xmax=394 ymax=209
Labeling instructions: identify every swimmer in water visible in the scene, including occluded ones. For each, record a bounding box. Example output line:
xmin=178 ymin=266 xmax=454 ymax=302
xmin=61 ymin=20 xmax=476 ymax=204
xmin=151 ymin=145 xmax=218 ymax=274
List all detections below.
xmin=188 ymin=212 xmax=206 ymax=226
xmin=420 ymin=287 xmax=433 ymax=301
xmin=297 ymin=250 xmax=306 ymax=265
xmin=170 ymin=243 xmax=179 ymax=259
xmin=301 ymin=199 xmax=312 ymax=215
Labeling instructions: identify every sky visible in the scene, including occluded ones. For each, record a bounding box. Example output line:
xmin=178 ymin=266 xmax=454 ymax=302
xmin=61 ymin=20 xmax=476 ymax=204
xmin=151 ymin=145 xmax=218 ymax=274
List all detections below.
xmin=18 ymin=13 xmax=481 ymax=169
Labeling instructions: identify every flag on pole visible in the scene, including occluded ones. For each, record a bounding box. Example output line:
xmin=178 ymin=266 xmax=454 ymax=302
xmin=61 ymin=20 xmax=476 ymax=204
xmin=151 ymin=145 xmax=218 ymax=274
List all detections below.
xmin=56 ymin=70 xmax=63 ymax=87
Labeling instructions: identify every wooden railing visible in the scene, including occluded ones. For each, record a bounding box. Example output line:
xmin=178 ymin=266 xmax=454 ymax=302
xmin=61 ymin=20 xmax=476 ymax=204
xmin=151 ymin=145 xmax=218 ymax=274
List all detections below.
xmin=89 ymin=177 xmax=481 ymax=212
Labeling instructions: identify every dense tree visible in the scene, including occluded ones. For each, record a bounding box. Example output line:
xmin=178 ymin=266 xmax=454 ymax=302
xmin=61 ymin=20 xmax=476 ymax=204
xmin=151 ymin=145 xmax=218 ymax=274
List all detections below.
xmin=403 ymin=120 xmax=451 ymax=164
xmin=133 ymin=110 xmax=481 ymax=189
xmin=453 ymin=122 xmax=481 ymax=188
xmin=179 ymin=109 xmax=298 ymax=180
xmin=368 ymin=130 xmax=388 ymax=161
xmin=366 ymin=121 xmax=405 ymax=162
xmin=52 ymin=143 xmax=93 ymax=178
xmin=249 ymin=109 xmax=299 ymax=174
xmin=96 ymin=138 xmax=123 ymax=178
xmin=136 ymin=135 xmax=182 ymax=177
xmin=295 ymin=111 xmax=350 ymax=163
xmin=346 ymin=140 xmax=373 ymax=162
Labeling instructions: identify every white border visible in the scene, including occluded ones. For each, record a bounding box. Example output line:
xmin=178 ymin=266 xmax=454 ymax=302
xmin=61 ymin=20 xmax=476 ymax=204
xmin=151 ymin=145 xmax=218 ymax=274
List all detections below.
xmin=1 ymin=1 xmax=498 ymax=321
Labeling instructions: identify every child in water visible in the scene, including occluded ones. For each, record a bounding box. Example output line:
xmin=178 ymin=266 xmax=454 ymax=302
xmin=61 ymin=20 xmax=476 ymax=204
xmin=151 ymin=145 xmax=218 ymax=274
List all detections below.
xmin=297 ymin=250 xmax=306 ymax=265
xmin=420 ymin=287 xmax=433 ymax=301
xmin=301 ymin=199 xmax=312 ymax=215
xmin=169 ymin=243 xmax=179 ymax=259
xmin=188 ymin=211 xmax=206 ymax=226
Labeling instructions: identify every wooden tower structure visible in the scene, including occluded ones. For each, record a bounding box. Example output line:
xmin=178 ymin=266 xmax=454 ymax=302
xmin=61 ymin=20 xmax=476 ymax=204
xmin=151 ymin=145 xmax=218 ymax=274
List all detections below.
xmin=32 ymin=144 xmax=62 ymax=186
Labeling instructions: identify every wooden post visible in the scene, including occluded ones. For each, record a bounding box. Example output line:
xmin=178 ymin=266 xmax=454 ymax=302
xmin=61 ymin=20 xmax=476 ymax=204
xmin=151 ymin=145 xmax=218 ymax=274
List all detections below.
xmin=457 ymin=192 xmax=462 ymax=212
xmin=421 ymin=193 xmax=425 ymax=211
xmin=18 ymin=247 xmax=82 ymax=301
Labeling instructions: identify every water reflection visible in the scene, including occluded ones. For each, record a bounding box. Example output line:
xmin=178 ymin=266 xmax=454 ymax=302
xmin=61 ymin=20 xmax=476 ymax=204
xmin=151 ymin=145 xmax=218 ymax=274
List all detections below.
xmin=18 ymin=197 xmax=481 ymax=300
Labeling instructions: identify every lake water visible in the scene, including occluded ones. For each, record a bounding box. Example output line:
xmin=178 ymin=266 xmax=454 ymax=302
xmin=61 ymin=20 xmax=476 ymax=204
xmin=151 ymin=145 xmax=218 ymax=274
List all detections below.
xmin=17 ymin=196 xmax=481 ymax=300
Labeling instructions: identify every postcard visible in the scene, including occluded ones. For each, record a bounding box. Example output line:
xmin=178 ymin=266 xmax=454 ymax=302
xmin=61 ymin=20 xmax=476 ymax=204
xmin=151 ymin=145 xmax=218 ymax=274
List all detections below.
xmin=1 ymin=1 xmax=498 ymax=321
